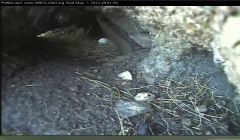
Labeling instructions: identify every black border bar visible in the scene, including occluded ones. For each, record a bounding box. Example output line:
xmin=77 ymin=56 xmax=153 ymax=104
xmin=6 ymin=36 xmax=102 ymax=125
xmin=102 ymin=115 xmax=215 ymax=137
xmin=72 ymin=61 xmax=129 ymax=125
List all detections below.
xmin=1 ymin=0 xmax=240 ymax=6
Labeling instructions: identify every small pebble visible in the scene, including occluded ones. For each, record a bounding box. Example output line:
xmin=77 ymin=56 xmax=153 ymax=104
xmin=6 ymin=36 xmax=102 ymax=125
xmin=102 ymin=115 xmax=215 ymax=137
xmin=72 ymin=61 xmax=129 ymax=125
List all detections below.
xmin=142 ymin=75 xmax=155 ymax=85
xmin=134 ymin=92 xmax=156 ymax=102
xmin=205 ymin=131 xmax=213 ymax=135
xmin=121 ymin=81 xmax=128 ymax=86
xmin=115 ymin=99 xmax=152 ymax=118
xmin=181 ymin=118 xmax=192 ymax=127
xmin=93 ymin=69 xmax=99 ymax=73
xmin=69 ymin=86 xmax=77 ymax=92
xmin=234 ymin=95 xmax=240 ymax=103
xmin=195 ymin=105 xmax=208 ymax=113
xmin=118 ymin=71 xmax=133 ymax=81
xmin=10 ymin=85 xmax=15 ymax=88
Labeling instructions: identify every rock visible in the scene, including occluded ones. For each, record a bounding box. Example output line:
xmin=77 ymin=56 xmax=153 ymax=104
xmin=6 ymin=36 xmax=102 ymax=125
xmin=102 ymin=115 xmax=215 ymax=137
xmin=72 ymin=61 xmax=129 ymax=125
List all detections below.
xmin=207 ymin=71 xmax=235 ymax=97
xmin=222 ymin=122 xmax=229 ymax=130
xmin=97 ymin=75 xmax=102 ymax=79
xmin=195 ymin=105 xmax=208 ymax=113
xmin=218 ymin=129 xmax=229 ymax=135
xmin=115 ymin=99 xmax=152 ymax=118
xmin=96 ymin=15 xmax=134 ymax=54
xmin=118 ymin=71 xmax=133 ymax=81
xmin=234 ymin=94 xmax=240 ymax=104
xmin=205 ymin=131 xmax=213 ymax=135
xmin=228 ymin=95 xmax=240 ymax=112
xmin=129 ymin=33 xmax=152 ymax=49
xmin=134 ymin=92 xmax=156 ymax=102
xmin=69 ymin=86 xmax=78 ymax=92
xmin=121 ymin=81 xmax=128 ymax=86
xmin=181 ymin=118 xmax=192 ymax=127
xmin=219 ymin=15 xmax=240 ymax=97
xmin=220 ymin=16 xmax=240 ymax=51
xmin=142 ymin=74 xmax=155 ymax=85
xmin=93 ymin=69 xmax=99 ymax=73
xmin=137 ymin=123 xmax=150 ymax=135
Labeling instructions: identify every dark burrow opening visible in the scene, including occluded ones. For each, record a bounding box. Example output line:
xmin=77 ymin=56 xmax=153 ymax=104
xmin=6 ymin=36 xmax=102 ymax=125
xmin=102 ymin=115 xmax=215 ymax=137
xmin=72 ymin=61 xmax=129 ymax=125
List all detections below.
xmin=3 ymin=8 xmax=109 ymax=62
xmin=1 ymin=7 xmax=123 ymax=80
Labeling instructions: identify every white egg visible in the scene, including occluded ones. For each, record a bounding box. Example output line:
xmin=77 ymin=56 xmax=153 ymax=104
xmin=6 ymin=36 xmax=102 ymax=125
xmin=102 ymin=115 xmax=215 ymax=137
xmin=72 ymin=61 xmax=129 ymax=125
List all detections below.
xmin=98 ymin=38 xmax=111 ymax=46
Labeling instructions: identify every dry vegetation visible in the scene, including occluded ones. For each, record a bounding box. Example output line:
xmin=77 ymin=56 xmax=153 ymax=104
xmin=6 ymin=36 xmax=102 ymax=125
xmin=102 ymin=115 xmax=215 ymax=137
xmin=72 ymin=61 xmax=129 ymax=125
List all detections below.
xmin=75 ymin=72 xmax=239 ymax=135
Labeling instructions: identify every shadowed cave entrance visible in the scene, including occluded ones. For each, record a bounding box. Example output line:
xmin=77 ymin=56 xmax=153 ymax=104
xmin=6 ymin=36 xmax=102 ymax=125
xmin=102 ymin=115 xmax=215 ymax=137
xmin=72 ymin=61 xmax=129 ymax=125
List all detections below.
xmin=2 ymin=7 xmax=121 ymax=66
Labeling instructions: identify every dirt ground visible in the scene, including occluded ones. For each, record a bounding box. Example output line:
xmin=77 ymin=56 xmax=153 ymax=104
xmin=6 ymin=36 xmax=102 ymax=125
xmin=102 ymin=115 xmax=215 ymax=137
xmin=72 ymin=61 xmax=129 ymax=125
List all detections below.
xmin=2 ymin=32 xmax=240 ymax=135
xmin=1 ymin=8 xmax=240 ymax=135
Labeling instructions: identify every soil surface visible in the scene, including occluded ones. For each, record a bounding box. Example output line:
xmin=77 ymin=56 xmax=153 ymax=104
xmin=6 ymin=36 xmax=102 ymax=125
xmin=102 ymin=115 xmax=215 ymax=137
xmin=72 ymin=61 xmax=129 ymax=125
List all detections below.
xmin=2 ymin=25 xmax=240 ymax=136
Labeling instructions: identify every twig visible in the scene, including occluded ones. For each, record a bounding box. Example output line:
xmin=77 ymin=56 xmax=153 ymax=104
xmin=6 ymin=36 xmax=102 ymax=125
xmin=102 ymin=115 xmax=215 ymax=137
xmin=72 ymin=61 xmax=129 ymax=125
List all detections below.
xmin=150 ymin=102 xmax=179 ymax=117
xmin=129 ymin=85 xmax=154 ymax=90
xmin=183 ymin=125 xmax=194 ymax=135
xmin=160 ymin=113 xmax=171 ymax=135
xmin=114 ymin=108 xmax=125 ymax=135
xmin=195 ymin=107 xmax=202 ymax=127
xmin=25 ymin=84 xmax=43 ymax=87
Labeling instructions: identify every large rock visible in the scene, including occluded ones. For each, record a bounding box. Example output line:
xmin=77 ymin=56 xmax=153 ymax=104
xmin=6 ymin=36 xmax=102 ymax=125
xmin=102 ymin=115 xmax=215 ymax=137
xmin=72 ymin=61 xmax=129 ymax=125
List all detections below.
xmin=219 ymin=16 xmax=240 ymax=98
